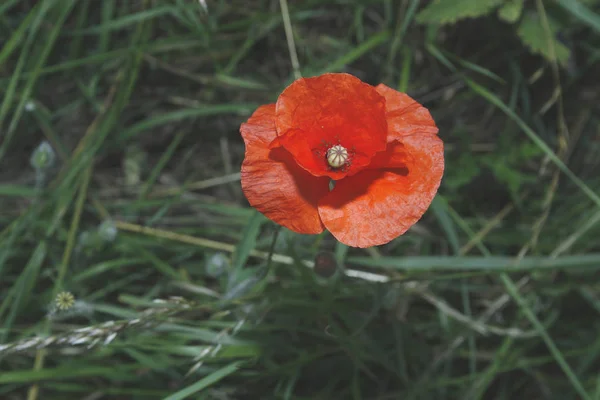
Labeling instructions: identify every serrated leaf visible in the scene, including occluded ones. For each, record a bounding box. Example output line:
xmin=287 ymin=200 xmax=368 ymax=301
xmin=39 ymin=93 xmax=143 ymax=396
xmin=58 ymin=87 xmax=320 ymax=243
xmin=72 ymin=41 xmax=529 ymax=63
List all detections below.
xmin=498 ymin=0 xmax=524 ymax=23
xmin=517 ymin=13 xmax=571 ymax=66
xmin=416 ymin=0 xmax=504 ymax=25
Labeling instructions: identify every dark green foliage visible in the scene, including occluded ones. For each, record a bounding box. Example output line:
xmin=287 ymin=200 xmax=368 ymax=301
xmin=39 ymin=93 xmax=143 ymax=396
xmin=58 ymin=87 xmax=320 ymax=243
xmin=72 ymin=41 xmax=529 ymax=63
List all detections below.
xmin=416 ymin=0 xmax=600 ymax=66
xmin=1 ymin=0 xmax=600 ymax=399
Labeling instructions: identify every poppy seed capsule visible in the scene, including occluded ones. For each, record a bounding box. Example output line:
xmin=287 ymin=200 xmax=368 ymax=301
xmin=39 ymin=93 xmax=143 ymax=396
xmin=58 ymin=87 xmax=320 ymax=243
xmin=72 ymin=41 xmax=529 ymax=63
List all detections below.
xmin=326 ymin=145 xmax=348 ymax=168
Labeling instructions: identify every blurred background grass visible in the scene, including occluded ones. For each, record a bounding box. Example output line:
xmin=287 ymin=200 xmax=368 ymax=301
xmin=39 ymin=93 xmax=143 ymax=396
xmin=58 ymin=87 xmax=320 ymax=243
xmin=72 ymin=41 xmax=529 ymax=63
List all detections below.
xmin=1 ymin=0 xmax=600 ymax=399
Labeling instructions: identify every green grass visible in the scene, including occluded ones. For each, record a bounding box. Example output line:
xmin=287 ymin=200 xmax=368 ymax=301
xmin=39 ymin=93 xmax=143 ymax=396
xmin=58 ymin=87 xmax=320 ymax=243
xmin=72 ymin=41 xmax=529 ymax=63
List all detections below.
xmin=1 ymin=0 xmax=600 ymax=399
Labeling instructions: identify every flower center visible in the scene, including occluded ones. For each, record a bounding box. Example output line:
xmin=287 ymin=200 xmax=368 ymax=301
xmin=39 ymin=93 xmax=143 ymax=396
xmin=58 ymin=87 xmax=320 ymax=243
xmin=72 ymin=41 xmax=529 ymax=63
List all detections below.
xmin=326 ymin=145 xmax=348 ymax=169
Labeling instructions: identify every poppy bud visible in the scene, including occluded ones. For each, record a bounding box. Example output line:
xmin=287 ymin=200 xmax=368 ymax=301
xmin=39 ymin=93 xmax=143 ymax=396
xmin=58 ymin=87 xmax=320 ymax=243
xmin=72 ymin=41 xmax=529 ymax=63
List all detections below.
xmin=314 ymin=251 xmax=338 ymax=278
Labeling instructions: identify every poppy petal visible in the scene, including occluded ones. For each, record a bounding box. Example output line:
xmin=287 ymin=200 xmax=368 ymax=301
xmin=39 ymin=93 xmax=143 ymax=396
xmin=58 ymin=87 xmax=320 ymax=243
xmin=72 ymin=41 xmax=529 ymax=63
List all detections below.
xmin=275 ymin=73 xmax=388 ymax=180
xmin=367 ymin=140 xmax=410 ymax=170
xmin=318 ymin=134 xmax=444 ymax=247
xmin=375 ymin=84 xmax=438 ymax=141
xmin=241 ymin=104 xmax=330 ymax=234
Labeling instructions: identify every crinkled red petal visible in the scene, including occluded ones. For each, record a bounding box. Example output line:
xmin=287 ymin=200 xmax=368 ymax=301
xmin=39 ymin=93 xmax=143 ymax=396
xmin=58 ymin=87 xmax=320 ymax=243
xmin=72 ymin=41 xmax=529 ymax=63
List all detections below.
xmin=375 ymin=84 xmax=438 ymax=142
xmin=367 ymin=140 xmax=410 ymax=170
xmin=241 ymin=104 xmax=330 ymax=234
xmin=318 ymin=134 xmax=444 ymax=247
xmin=275 ymin=73 xmax=388 ymax=180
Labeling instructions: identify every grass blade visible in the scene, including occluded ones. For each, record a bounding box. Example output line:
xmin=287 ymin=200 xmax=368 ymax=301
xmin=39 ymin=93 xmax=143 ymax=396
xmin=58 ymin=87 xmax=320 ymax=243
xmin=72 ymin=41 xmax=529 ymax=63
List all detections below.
xmin=163 ymin=361 xmax=244 ymax=400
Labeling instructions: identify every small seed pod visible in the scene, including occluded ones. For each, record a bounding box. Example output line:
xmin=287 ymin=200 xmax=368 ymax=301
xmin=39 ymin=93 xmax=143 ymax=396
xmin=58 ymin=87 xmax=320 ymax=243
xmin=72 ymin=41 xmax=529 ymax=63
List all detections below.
xmin=55 ymin=291 xmax=75 ymax=311
xmin=326 ymin=145 xmax=348 ymax=168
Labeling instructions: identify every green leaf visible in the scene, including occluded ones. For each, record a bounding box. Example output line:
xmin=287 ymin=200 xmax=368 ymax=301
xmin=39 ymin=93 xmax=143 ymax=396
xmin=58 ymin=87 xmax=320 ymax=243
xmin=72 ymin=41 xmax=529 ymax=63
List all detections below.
xmin=416 ymin=0 xmax=504 ymax=25
xmin=163 ymin=361 xmax=244 ymax=400
xmin=69 ymin=6 xmax=176 ymax=34
xmin=498 ymin=0 xmax=524 ymax=23
xmin=444 ymin=151 xmax=481 ymax=190
xmin=347 ymin=254 xmax=600 ymax=272
xmin=314 ymin=30 xmax=390 ymax=74
xmin=0 ymin=242 xmax=47 ymax=341
xmin=430 ymin=197 xmax=461 ymax=255
xmin=499 ymin=274 xmax=592 ymax=400
xmin=554 ymin=0 xmax=600 ymax=34
xmin=0 ymin=184 xmax=38 ymax=197
xmin=0 ymin=364 xmax=138 ymax=383
xmin=230 ymin=212 xmax=264 ymax=275
xmin=516 ymin=12 xmax=571 ymax=65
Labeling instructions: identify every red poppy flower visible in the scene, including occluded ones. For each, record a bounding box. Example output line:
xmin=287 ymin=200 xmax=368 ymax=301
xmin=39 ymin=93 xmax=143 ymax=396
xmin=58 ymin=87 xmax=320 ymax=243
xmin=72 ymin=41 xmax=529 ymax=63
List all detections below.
xmin=240 ymin=73 xmax=444 ymax=248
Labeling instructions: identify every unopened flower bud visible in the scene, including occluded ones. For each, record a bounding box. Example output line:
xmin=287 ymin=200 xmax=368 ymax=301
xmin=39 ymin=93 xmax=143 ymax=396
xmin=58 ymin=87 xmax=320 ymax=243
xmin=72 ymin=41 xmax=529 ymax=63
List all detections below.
xmin=30 ymin=141 xmax=55 ymax=171
xmin=98 ymin=220 xmax=117 ymax=242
